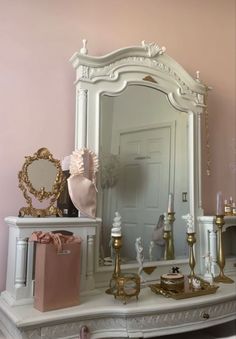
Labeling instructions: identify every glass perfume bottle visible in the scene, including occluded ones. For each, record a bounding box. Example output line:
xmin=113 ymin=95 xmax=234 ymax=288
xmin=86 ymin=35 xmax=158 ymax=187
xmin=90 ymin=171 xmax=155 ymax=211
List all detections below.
xmin=224 ymin=199 xmax=231 ymax=216
xmin=232 ymin=202 xmax=236 ymax=216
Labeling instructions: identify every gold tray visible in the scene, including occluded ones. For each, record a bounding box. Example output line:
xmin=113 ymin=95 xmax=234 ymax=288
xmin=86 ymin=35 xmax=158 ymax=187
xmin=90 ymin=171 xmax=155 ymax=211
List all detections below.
xmin=149 ymin=276 xmax=219 ymax=300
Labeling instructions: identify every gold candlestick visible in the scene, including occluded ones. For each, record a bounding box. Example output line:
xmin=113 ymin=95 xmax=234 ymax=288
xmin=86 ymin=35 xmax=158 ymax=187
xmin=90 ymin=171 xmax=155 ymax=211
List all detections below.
xmin=112 ymin=236 xmax=122 ymax=278
xmin=106 ymin=235 xmax=122 ymax=296
xmin=163 ymin=230 xmax=172 ymax=260
xmin=106 ymin=235 xmax=140 ymax=303
xmin=214 ymin=215 xmax=234 ymax=284
xmin=163 ymin=212 xmax=175 ymax=260
xmin=168 ymin=212 xmax=175 ymax=259
xmin=187 ymin=232 xmax=196 ymax=278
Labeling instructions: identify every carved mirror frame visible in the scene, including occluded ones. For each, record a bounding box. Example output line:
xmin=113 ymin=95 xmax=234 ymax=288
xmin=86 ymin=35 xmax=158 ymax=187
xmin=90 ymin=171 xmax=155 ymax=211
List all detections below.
xmin=70 ymin=40 xmax=208 ymax=271
xmin=18 ymin=147 xmax=65 ymax=217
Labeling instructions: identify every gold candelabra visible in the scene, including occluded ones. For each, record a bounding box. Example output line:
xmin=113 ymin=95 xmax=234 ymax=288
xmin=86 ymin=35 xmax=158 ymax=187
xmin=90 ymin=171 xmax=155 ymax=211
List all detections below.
xmin=186 ymin=231 xmax=196 ymax=278
xmin=163 ymin=212 xmax=175 ymax=260
xmin=214 ymin=215 xmax=234 ymax=284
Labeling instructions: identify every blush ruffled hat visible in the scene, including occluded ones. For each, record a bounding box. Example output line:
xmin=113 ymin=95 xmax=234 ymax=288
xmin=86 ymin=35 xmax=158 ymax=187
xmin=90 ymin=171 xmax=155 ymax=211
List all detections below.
xmin=67 ymin=148 xmax=99 ymax=218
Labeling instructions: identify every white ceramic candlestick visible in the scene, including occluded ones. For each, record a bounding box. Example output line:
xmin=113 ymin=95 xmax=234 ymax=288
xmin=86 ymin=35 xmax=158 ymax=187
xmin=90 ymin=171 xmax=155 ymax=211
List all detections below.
xmin=186 ymin=214 xmax=194 ymax=233
xmin=111 ymin=212 xmax=122 ymax=237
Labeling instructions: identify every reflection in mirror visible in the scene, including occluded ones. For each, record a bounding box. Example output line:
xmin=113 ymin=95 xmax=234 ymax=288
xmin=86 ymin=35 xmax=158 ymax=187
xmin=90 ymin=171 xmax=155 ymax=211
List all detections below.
xmin=99 ymin=85 xmax=189 ymax=264
xmin=18 ymin=147 xmax=65 ymax=217
xmin=27 ymin=159 xmax=58 ymax=192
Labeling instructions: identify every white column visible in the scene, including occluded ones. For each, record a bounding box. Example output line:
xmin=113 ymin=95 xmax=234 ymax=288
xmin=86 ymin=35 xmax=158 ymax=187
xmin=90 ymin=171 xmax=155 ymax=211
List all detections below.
xmin=209 ymin=230 xmax=218 ymax=276
xmin=86 ymin=235 xmax=95 ymax=289
xmin=197 ymin=112 xmax=202 ymax=209
xmin=75 ymin=89 xmax=87 ymax=149
xmin=188 ymin=112 xmax=195 ymax=223
xmin=15 ymin=238 xmax=28 ymax=288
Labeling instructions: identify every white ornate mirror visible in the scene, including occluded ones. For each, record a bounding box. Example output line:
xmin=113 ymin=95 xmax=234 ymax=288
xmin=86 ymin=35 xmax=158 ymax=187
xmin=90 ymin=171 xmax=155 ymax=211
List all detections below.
xmin=70 ymin=40 xmax=208 ymax=272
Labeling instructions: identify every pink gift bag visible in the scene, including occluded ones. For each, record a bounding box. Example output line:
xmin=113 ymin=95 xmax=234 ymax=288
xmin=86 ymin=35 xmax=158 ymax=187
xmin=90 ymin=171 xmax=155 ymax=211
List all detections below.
xmin=34 ymin=240 xmax=81 ymax=312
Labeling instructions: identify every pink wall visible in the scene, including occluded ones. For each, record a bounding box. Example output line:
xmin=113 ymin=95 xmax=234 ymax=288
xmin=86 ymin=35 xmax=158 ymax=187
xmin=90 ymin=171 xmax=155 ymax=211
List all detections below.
xmin=0 ymin=0 xmax=235 ymax=291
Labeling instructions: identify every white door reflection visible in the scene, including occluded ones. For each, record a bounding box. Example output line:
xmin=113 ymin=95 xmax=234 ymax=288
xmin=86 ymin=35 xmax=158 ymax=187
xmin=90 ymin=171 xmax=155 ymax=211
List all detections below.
xmin=117 ymin=125 xmax=171 ymax=260
xmin=100 ymin=85 xmax=189 ymax=263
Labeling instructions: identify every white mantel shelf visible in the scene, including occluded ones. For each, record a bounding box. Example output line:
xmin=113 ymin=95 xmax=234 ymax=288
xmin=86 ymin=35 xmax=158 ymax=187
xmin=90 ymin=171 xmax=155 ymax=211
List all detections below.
xmin=5 ymin=216 xmax=102 ymax=227
xmin=1 ymin=275 xmax=236 ymax=338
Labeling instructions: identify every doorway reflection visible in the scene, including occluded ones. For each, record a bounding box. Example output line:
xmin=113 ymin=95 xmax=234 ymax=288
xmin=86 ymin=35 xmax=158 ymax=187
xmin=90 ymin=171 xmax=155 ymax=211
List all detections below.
xmin=99 ymin=85 xmax=189 ymax=263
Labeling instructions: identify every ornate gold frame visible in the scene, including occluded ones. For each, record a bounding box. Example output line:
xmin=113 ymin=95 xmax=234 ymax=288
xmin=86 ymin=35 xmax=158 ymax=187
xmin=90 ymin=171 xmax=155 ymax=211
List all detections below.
xmin=18 ymin=147 xmax=65 ymax=217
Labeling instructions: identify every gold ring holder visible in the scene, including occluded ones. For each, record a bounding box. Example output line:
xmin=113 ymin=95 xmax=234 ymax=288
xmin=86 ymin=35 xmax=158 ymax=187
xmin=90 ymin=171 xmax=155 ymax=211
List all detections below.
xmin=214 ymin=215 xmax=234 ymax=284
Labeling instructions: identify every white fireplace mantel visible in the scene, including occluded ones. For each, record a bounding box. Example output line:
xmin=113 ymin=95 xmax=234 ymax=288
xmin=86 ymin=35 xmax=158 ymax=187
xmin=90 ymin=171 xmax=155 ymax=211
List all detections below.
xmin=2 ymin=216 xmax=101 ymax=306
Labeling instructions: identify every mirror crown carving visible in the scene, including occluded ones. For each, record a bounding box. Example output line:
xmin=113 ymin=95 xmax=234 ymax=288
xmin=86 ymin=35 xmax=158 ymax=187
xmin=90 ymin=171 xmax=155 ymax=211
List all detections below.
xmin=141 ymin=40 xmax=166 ymax=57
xmin=70 ymin=41 xmax=208 ymax=110
xmin=18 ymin=147 xmax=65 ymax=217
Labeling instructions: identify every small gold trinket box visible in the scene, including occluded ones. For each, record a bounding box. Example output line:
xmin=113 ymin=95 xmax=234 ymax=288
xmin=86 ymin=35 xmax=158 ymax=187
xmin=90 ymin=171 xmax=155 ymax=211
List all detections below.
xmin=160 ymin=273 xmax=185 ymax=292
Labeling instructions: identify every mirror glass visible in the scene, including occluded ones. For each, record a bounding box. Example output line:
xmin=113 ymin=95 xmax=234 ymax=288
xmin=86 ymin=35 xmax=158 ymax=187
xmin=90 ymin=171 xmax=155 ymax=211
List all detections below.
xmin=27 ymin=159 xmax=58 ymax=192
xmin=99 ymin=85 xmax=189 ymax=264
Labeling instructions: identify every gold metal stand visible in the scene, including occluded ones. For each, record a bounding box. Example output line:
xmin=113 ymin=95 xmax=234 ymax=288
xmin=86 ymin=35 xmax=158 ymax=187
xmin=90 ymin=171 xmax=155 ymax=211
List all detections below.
xmin=163 ymin=212 xmax=175 ymax=260
xmin=187 ymin=232 xmax=196 ymax=278
xmin=214 ymin=215 xmax=234 ymax=284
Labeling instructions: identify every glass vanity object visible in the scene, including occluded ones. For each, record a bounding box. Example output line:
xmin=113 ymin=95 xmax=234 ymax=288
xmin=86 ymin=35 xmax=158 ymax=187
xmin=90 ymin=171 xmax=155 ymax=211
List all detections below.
xmin=18 ymin=147 xmax=65 ymax=217
xmin=107 ymin=272 xmax=140 ymax=304
xmin=70 ymin=40 xmax=209 ymax=283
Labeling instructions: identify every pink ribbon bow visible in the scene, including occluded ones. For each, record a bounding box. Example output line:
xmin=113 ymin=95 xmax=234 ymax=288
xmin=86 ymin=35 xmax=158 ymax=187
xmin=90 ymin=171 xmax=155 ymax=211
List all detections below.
xmin=30 ymin=231 xmax=82 ymax=253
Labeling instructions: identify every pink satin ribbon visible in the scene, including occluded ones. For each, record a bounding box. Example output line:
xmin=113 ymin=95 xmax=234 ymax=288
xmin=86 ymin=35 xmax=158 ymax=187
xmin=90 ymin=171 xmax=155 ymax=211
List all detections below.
xmin=30 ymin=231 xmax=82 ymax=253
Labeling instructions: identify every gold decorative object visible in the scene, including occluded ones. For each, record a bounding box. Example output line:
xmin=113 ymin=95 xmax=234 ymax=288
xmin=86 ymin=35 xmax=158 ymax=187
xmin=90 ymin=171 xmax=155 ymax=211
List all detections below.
xmin=149 ymin=276 xmax=219 ymax=300
xmin=186 ymin=231 xmax=197 ymax=278
xmin=18 ymin=148 xmax=65 ymax=217
xmin=143 ymin=75 xmax=158 ymax=83
xmin=106 ymin=235 xmax=140 ymax=304
xmin=160 ymin=273 xmax=184 ymax=292
xmin=163 ymin=212 xmax=175 ymax=260
xmin=143 ymin=266 xmax=157 ymax=275
xmin=214 ymin=215 xmax=234 ymax=284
